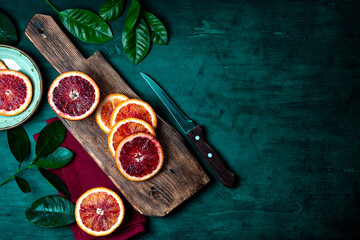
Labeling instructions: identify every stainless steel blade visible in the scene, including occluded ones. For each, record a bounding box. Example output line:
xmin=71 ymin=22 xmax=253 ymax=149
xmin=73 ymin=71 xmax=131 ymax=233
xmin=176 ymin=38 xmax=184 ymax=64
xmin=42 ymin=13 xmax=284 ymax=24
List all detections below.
xmin=140 ymin=72 xmax=196 ymax=134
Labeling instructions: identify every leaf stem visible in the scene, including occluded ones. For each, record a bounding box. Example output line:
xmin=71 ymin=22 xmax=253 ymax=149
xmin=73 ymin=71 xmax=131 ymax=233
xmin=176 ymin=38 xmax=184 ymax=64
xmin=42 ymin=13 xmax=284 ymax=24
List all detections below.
xmin=31 ymin=155 xmax=39 ymax=165
xmin=45 ymin=0 xmax=60 ymax=14
xmin=1 ymin=151 xmax=43 ymax=187
xmin=0 ymin=175 xmax=15 ymax=186
xmin=30 ymin=146 xmax=45 ymax=166
xmin=0 ymin=164 xmax=31 ymax=186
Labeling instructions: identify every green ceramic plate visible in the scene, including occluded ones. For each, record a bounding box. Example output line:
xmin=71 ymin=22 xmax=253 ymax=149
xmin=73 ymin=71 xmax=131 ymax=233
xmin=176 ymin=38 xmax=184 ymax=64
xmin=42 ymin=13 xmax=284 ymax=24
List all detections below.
xmin=0 ymin=44 xmax=43 ymax=130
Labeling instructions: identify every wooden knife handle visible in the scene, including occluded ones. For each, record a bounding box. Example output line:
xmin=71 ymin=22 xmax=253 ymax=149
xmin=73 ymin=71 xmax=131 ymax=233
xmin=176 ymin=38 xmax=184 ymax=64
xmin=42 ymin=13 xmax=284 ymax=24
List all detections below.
xmin=187 ymin=126 xmax=235 ymax=188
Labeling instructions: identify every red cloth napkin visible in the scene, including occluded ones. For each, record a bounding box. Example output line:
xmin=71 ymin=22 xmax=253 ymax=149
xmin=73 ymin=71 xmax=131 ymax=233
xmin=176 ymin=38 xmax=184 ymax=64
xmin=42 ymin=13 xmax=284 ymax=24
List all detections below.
xmin=33 ymin=117 xmax=146 ymax=240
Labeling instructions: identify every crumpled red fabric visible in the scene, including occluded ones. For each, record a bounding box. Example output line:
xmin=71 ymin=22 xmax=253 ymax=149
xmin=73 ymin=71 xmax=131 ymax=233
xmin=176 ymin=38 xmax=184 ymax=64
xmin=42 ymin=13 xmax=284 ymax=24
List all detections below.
xmin=33 ymin=117 xmax=146 ymax=240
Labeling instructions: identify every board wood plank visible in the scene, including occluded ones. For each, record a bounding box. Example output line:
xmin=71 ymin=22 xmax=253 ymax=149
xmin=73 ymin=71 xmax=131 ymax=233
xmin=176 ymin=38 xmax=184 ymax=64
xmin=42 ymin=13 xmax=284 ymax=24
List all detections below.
xmin=25 ymin=14 xmax=210 ymax=216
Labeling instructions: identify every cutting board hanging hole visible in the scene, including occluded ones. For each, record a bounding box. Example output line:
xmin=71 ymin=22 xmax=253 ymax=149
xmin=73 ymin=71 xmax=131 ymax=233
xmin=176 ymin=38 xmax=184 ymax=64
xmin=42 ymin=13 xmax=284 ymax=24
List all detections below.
xmin=33 ymin=20 xmax=47 ymax=38
xmin=150 ymin=186 xmax=160 ymax=199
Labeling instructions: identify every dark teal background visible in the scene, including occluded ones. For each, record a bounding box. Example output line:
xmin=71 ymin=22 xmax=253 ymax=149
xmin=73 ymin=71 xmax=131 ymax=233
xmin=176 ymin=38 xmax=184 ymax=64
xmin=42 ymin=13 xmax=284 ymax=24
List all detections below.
xmin=1 ymin=0 xmax=360 ymax=239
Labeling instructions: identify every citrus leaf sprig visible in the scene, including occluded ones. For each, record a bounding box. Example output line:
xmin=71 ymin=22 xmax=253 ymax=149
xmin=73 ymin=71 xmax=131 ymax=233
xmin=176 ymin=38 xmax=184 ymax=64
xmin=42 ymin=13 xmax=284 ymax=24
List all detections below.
xmin=0 ymin=122 xmax=73 ymax=198
xmin=2 ymin=122 xmax=76 ymax=228
xmin=45 ymin=0 xmax=168 ymax=65
xmin=122 ymin=0 xmax=168 ymax=65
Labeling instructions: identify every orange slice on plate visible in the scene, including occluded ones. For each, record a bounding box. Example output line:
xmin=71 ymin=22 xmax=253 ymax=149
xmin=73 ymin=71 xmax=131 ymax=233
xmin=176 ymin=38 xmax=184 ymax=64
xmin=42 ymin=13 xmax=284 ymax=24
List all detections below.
xmin=108 ymin=117 xmax=155 ymax=157
xmin=48 ymin=71 xmax=100 ymax=120
xmin=115 ymin=132 xmax=163 ymax=181
xmin=95 ymin=93 xmax=129 ymax=133
xmin=0 ymin=60 xmax=8 ymax=70
xmin=75 ymin=187 xmax=125 ymax=237
xmin=0 ymin=69 xmax=33 ymax=116
xmin=110 ymin=99 xmax=157 ymax=129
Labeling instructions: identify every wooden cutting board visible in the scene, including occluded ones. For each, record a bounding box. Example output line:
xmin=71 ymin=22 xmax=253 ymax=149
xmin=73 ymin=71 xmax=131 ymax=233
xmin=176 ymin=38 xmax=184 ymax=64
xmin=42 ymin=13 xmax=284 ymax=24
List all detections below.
xmin=25 ymin=14 xmax=209 ymax=217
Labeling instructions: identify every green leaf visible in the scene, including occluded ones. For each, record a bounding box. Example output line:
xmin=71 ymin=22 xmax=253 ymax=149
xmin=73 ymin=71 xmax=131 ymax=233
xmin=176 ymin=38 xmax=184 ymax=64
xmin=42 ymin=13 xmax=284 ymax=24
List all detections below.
xmin=38 ymin=168 xmax=71 ymax=199
xmin=125 ymin=0 xmax=141 ymax=30
xmin=33 ymin=147 xmax=74 ymax=169
xmin=7 ymin=126 xmax=30 ymax=163
xmin=142 ymin=11 xmax=168 ymax=45
xmin=122 ymin=16 xmax=150 ymax=65
xmin=0 ymin=11 xmax=17 ymax=45
xmin=15 ymin=176 xmax=31 ymax=193
xmin=25 ymin=195 xmax=75 ymax=227
xmin=99 ymin=0 xmax=125 ymax=22
xmin=35 ymin=121 xmax=66 ymax=157
xmin=59 ymin=9 xmax=113 ymax=43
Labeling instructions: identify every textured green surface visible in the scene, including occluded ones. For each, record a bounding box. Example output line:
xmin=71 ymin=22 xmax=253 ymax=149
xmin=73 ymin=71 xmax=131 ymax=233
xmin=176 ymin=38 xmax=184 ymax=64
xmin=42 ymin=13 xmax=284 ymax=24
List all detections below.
xmin=1 ymin=0 xmax=360 ymax=239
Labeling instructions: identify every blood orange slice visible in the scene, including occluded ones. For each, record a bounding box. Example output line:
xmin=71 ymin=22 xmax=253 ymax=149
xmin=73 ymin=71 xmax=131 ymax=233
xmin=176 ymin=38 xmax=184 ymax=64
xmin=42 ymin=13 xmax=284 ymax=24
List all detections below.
xmin=0 ymin=69 xmax=32 ymax=116
xmin=95 ymin=94 xmax=129 ymax=133
xmin=115 ymin=132 xmax=163 ymax=181
xmin=0 ymin=60 xmax=8 ymax=70
xmin=75 ymin=187 xmax=125 ymax=237
xmin=110 ymin=99 xmax=157 ymax=129
xmin=48 ymin=71 xmax=100 ymax=120
xmin=108 ymin=118 xmax=155 ymax=157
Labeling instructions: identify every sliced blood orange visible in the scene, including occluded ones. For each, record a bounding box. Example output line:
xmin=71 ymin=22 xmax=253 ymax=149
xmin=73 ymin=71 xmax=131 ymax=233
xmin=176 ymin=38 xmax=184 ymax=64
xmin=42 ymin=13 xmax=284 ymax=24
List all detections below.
xmin=0 ymin=69 xmax=33 ymax=116
xmin=95 ymin=94 xmax=129 ymax=133
xmin=75 ymin=187 xmax=125 ymax=237
xmin=0 ymin=60 xmax=8 ymax=70
xmin=110 ymin=99 xmax=157 ymax=129
xmin=108 ymin=118 xmax=155 ymax=157
xmin=48 ymin=71 xmax=100 ymax=120
xmin=115 ymin=132 xmax=163 ymax=181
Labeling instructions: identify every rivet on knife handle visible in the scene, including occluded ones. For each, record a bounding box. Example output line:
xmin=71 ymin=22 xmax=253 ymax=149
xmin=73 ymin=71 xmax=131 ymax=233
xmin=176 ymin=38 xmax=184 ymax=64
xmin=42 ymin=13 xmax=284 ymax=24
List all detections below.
xmin=187 ymin=126 xmax=235 ymax=188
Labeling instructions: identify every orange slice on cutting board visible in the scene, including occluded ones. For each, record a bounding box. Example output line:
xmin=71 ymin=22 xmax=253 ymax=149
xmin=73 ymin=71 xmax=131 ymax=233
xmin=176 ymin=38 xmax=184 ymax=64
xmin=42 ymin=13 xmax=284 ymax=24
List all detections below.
xmin=110 ymin=99 xmax=157 ymax=129
xmin=48 ymin=71 xmax=100 ymax=120
xmin=115 ymin=132 xmax=163 ymax=181
xmin=108 ymin=117 xmax=155 ymax=157
xmin=95 ymin=93 xmax=129 ymax=134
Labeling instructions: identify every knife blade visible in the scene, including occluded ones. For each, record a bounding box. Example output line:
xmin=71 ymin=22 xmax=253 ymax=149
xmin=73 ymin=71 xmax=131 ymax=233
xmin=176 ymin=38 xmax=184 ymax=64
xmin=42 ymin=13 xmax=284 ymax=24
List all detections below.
xmin=140 ymin=72 xmax=235 ymax=188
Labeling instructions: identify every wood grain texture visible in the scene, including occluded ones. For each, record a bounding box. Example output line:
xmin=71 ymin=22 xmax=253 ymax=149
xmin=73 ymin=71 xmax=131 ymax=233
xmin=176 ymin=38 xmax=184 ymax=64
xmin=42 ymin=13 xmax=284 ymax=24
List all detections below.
xmin=25 ymin=14 xmax=209 ymax=216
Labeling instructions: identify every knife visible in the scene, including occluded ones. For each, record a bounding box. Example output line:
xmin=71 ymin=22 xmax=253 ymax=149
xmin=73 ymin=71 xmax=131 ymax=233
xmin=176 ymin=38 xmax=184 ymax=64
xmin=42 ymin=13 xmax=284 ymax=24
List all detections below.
xmin=140 ymin=73 xmax=235 ymax=188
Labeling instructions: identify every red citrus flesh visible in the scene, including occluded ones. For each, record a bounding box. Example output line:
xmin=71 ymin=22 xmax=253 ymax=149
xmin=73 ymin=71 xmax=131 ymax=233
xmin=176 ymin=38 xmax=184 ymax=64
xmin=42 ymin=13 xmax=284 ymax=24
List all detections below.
xmin=115 ymin=132 xmax=163 ymax=181
xmin=115 ymin=103 xmax=152 ymax=123
xmin=75 ymin=187 xmax=125 ymax=236
xmin=100 ymin=99 xmax=124 ymax=126
xmin=0 ymin=75 xmax=28 ymax=110
xmin=0 ymin=70 xmax=32 ymax=116
xmin=110 ymin=99 xmax=157 ymax=129
xmin=95 ymin=94 xmax=129 ymax=133
xmin=113 ymin=122 xmax=151 ymax=151
xmin=53 ymin=77 xmax=95 ymax=116
xmin=79 ymin=192 xmax=120 ymax=231
xmin=48 ymin=71 xmax=100 ymax=120
xmin=108 ymin=118 xmax=155 ymax=157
